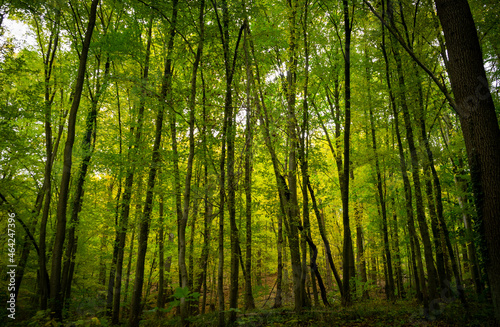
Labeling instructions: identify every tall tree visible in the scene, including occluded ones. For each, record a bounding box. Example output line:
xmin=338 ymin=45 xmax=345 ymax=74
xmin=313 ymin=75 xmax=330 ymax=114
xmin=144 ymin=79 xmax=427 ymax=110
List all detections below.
xmin=129 ymin=1 xmax=178 ymax=325
xmin=341 ymin=0 xmax=354 ymax=306
xmin=365 ymin=45 xmax=394 ymax=301
xmin=243 ymin=18 xmax=256 ymax=311
xmin=212 ymin=0 xmax=245 ymax=323
xmin=111 ymin=13 xmax=154 ymax=324
xmin=49 ymin=0 xmax=99 ymax=320
xmin=179 ymin=0 xmax=204 ymax=321
xmin=285 ymin=0 xmax=307 ymax=312
xmin=434 ymin=0 xmax=500 ymax=319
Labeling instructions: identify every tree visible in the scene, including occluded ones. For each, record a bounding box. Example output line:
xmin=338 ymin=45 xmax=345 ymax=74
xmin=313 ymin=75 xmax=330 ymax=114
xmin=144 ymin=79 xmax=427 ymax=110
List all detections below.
xmin=129 ymin=1 xmax=178 ymax=325
xmin=49 ymin=0 xmax=99 ymax=320
xmin=434 ymin=0 xmax=500 ymax=319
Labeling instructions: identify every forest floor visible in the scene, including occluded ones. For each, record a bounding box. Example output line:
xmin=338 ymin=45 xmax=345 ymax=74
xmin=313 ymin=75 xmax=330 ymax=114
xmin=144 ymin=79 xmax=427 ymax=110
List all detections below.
xmin=140 ymin=273 xmax=496 ymax=326
xmin=8 ymin=272 xmax=496 ymax=326
xmin=149 ymin=298 xmax=496 ymax=327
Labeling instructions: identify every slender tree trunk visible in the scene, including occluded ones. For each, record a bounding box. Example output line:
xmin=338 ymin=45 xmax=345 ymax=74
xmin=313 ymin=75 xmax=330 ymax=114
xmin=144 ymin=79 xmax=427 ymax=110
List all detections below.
xmin=128 ymin=54 xmax=167 ymax=327
xmin=299 ymin=0 xmax=313 ymax=308
xmin=193 ymin=68 xmax=211 ymax=313
xmin=62 ymin=56 xmax=110 ymax=309
xmin=27 ymin=11 xmax=61 ymax=309
xmin=365 ymin=48 xmax=394 ymax=300
xmin=188 ymin=200 xmax=197 ymax=291
xmin=50 ymin=0 xmax=98 ymax=320
xmin=243 ymin=24 xmax=255 ymax=311
xmin=455 ymin=169 xmax=483 ymax=295
xmin=391 ymin=198 xmax=405 ymax=299
xmin=246 ymin=18 xmax=302 ymax=310
xmin=273 ymin=212 xmax=284 ymax=308
xmin=341 ymin=0 xmax=353 ymax=307
xmin=112 ymin=15 xmax=153 ymax=323
xmin=180 ymin=0 xmax=204 ymax=321
xmin=380 ymin=21 xmax=426 ymax=304
xmin=157 ymin=195 xmax=165 ymax=312
xmin=354 ymin=204 xmax=369 ymax=300
xmin=285 ymin=0 xmax=306 ymax=312
xmin=123 ymin=212 xmax=136 ymax=307
xmin=415 ymin=75 xmax=467 ymax=306
xmin=306 ymin=182 xmax=343 ymax=296
xmin=129 ymin=3 xmax=178 ymax=325
xmin=212 ymin=0 xmax=245 ymax=323
xmin=393 ymin=43 xmax=439 ymax=304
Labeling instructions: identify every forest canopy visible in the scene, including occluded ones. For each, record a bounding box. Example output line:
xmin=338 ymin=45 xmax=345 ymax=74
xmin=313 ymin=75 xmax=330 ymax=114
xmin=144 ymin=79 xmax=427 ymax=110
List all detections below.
xmin=1 ymin=0 xmax=500 ymax=326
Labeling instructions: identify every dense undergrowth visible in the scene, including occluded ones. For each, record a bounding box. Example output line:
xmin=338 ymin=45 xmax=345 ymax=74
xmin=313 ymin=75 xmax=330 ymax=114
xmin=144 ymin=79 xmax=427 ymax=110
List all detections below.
xmin=4 ymin=286 xmax=495 ymax=326
xmin=161 ymin=299 xmax=495 ymax=327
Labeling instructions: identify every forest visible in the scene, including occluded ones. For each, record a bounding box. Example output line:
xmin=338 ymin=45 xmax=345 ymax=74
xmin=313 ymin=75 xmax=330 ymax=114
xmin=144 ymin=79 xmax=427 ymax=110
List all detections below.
xmin=1 ymin=0 xmax=500 ymax=326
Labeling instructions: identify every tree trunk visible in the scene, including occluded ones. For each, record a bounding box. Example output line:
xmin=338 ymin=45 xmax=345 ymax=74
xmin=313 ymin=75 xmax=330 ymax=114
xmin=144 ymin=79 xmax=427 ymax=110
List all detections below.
xmin=123 ymin=211 xmax=136 ymax=307
xmin=27 ymin=11 xmax=61 ymax=309
xmin=246 ymin=17 xmax=304 ymax=310
xmin=341 ymin=0 xmax=353 ymax=307
xmin=273 ymin=211 xmax=284 ymax=308
xmin=366 ymin=49 xmax=394 ymax=300
xmin=50 ymin=0 xmax=98 ymax=320
xmin=111 ymin=14 xmax=153 ymax=323
xmin=285 ymin=0 xmax=306 ymax=312
xmin=62 ymin=55 xmax=110 ymax=310
xmin=354 ymin=204 xmax=369 ymax=300
xmin=157 ymin=195 xmax=165 ymax=311
xmin=307 ymin=183 xmax=343 ymax=296
xmin=243 ymin=24 xmax=256 ymax=311
xmin=391 ymin=198 xmax=405 ymax=299
xmin=193 ymin=68 xmax=211 ymax=314
xmin=129 ymin=2 xmax=179 ymax=324
xmin=455 ymin=168 xmax=483 ymax=295
xmin=380 ymin=21 xmax=426 ymax=304
xmin=415 ymin=74 xmax=467 ymax=306
xmin=393 ymin=45 xmax=439 ymax=304
xmin=212 ymin=1 xmax=245 ymax=324
xmin=435 ymin=1 xmax=500 ymax=314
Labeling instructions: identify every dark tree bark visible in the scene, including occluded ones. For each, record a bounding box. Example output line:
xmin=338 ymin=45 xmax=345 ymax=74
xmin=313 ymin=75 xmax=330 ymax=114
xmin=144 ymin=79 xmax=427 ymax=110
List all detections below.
xmin=300 ymin=228 xmax=331 ymax=307
xmin=434 ymin=0 xmax=500 ymax=318
xmin=341 ymin=0 xmax=353 ymax=307
xmin=243 ymin=22 xmax=256 ymax=311
xmin=49 ymin=0 xmax=98 ymax=320
xmin=299 ymin=0 xmax=315 ymax=308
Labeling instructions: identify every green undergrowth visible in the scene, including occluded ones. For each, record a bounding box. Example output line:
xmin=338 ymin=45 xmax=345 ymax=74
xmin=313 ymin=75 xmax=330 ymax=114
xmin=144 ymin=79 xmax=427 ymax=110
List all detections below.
xmin=146 ymin=299 xmax=495 ymax=327
xmin=8 ymin=297 xmax=495 ymax=326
